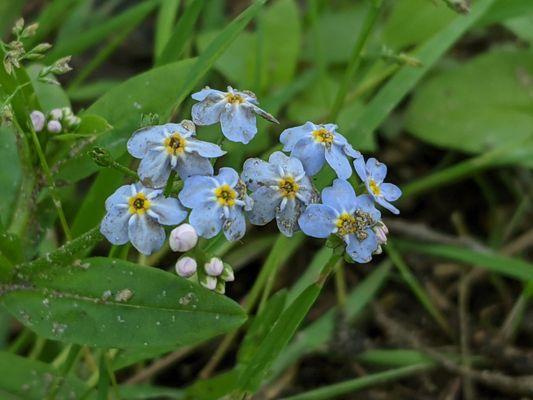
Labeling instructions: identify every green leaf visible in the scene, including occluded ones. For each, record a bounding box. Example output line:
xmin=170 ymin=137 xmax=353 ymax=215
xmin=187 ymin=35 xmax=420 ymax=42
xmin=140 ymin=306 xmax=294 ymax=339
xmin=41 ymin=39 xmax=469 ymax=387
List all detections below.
xmin=156 ymin=0 xmax=206 ymax=66
xmin=2 ymin=258 xmax=247 ymax=348
xmin=76 ymin=114 xmax=113 ymax=135
xmin=406 ymin=48 xmax=533 ymax=167
xmin=395 ymin=240 xmax=533 ymax=282
xmin=154 ymin=0 xmax=181 ymax=59
xmin=0 ymin=351 xmax=87 ymax=399
xmin=0 ymin=127 xmax=22 ymax=227
xmin=117 ymin=384 xmax=185 ymax=399
xmin=27 ymin=64 xmax=70 ymax=112
xmin=349 ymin=0 xmax=498 ymax=150
xmin=504 ymin=15 xmax=533 ymax=43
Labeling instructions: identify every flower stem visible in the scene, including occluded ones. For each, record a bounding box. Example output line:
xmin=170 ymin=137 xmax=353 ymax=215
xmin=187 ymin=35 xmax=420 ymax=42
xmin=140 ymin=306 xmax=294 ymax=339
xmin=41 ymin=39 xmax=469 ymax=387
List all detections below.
xmin=334 ymin=259 xmax=347 ymax=309
xmin=329 ymin=0 xmax=383 ymax=121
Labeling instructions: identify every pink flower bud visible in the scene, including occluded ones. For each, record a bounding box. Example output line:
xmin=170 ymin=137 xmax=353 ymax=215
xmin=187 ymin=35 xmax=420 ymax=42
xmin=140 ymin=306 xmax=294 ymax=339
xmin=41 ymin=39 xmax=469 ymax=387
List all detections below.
xmin=49 ymin=108 xmax=62 ymax=120
xmin=205 ymin=257 xmax=224 ymax=277
xmin=169 ymin=224 xmax=198 ymax=252
xmin=201 ymin=275 xmax=217 ymax=290
xmin=175 ymin=256 xmax=197 ymax=278
xmin=30 ymin=110 xmax=45 ymax=132
xmin=47 ymin=120 xmax=62 ymax=133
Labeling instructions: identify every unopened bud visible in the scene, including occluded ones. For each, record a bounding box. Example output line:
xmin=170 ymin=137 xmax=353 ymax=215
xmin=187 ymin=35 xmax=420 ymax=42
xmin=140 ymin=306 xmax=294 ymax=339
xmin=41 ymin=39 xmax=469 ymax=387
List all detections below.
xmin=373 ymin=221 xmax=389 ymax=246
xmin=374 ymin=245 xmax=383 ymax=255
xmin=49 ymin=108 xmax=63 ymax=120
xmin=204 ymin=257 xmax=224 ymax=277
xmin=89 ymin=146 xmax=113 ymax=167
xmin=65 ymin=115 xmax=81 ymax=130
xmin=175 ymin=256 xmax=197 ymax=278
xmin=31 ymin=43 xmax=52 ymax=54
xmin=12 ymin=19 xmax=24 ymax=36
xmin=215 ymin=280 xmax=226 ymax=295
xmin=169 ymin=224 xmax=198 ymax=252
xmin=21 ymin=23 xmax=39 ymax=38
xmin=180 ymin=119 xmax=196 ymax=133
xmin=30 ymin=110 xmax=45 ymax=132
xmin=200 ymin=275 xmax=217 ymax=291
xmin=221 ymin=263 xmax=234 ymax=282
xmin=47 ymin=120 xmax=62 ymax=133
xmin=443 ymin=0 xmax=470 ymax=14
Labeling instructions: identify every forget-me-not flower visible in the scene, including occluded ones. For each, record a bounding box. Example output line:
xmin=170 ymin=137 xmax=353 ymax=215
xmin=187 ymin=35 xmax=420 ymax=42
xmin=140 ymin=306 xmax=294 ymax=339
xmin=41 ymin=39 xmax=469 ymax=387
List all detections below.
xmin=299 ymin=179 xmax=382 ymax=263
xmin=241 ymin=151 xmax=317 ymax=237
xmin=178 ymin=167 xmax=253 ymax=241
xmin=354 ymin=157 xmax=402 ymax=214
xmin=100 ymin=182 xmax=187 ymax=255
xmin=191 ymin=86 xmax=278 ymax=144
xmin=127 ymin=120 xmax=225 ymax=188
xmin=280 ymin=121 xmax=361 ymax=179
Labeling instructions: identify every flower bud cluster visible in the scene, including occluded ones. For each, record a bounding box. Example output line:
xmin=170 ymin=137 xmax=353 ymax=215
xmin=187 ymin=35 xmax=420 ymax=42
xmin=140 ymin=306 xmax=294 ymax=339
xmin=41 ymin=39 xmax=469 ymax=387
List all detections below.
xmin=200 ymin=258 xmax=234 ymax=295
xmin=31 ymin=107 xmax=81 ymax=134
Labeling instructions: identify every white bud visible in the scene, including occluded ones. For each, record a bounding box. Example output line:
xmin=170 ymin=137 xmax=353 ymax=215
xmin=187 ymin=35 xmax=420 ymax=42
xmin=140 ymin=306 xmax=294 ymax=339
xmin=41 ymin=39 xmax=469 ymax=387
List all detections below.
xmin=373 ymin=221 xmax=388 ymax=245
xmin=30 ymin=110 xmax=45 ymax=132
xmin=205 ymin=257 xmax=224 ymax=277
xmin=169 ymin=224 xmax=198 ymax=252
xmin=65 ymin=115 xmax=81 ymax=130
xmin=175 ymin=256 xmax=197 ymax=278
xmin=215 ymin=280 xmax=226 ymax=295
xmin=201 ymin=275 xmax=217 ymax=291
xmin=221 ymin=264 xmax=234 ymax=282
xmin=47 ymin=120 xmax=62 ymax=133
xmin=374 ymin=245 xmax=383 ymax=255
xmin=49 ymin=108 xmax=63 ymax=120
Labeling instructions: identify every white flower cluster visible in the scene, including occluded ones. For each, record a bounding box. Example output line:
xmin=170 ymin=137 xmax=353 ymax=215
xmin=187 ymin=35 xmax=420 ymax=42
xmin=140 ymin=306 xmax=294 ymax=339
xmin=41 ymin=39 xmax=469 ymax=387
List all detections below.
xmin=30 ymin=107 xmax=80 ymax=134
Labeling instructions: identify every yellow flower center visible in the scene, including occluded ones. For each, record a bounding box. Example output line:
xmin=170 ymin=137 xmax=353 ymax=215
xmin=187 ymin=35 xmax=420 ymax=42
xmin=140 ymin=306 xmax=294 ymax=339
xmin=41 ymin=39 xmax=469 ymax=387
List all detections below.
xmin=335 ymin=210 xmax=374 ymax=241
xmin=312 ymin=127 xmax=334 ymax=145
xmin=369 ymin=179 xmax=381 ymax=196
xmin=226 ymin=93 xmax=244 ymax=105
xmin=214 ymin=184 xmax=237 ymax=207
xmin=164 ymin=133 xmax=186 ymax=155
xmin=128 ymin=193 xmax=151 ymax=215
xmin=278 ymin=177 xmax=299 ymax=199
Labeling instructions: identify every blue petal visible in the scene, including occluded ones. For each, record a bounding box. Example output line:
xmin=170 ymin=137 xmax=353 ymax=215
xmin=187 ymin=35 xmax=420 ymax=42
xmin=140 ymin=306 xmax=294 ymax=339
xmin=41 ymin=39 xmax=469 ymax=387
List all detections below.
xmin=295 ymin=176 xmax=316 ymax=205
xmin=279 ymin=122 xmax=315 ymax=151
xmin=241 ymin=158 xmax=278 ymax=190
xmin=128 ymin=214 xmax=166 ymax=255
xmin=189 ymin=202 xmax=222 ymax=239
xmin=163 ymin=122 xmax=194 ymax=138
xmin=178 ymin=176 xmax=216 ymax=208
xmin=100 ymin=207 xmax=130 ymax=245
xmin=323 ymin=123 xmax=339 ymax=133
xmin=248 ymin=186 xmax=280 ymax=225
xmin=298 ymin=204 xmax=337 ymax=239
xmin=325 ymin=144 xmax=352 ymax=179
xmin=127 ymin=126 xmax=166 ymax=158
xmin=292 ymin=137 xmax=325 ymax=176
xmin=220 ymin=104 xmax=257 ymax=144
xmin=191 ymin=88 xmax=225 ymax=101
xmin=105 ymin=185 xmax=131 ymax=211
xmin=150 ymin=196 xmax=188 ymax=225
xmin=186 ymin=138 xmax=225 ymax=158
xmin=223 ymin=208 xmax=246 ymax=241
xmin=321 ymin=179 xmax=357 ymax=214
xmin=269 ymin=151 xmax=305 ymax=178
xmin=216 ymin=167 xmax=239 ymax=187
xmin=354 ymin=157 xmax=367 ymax=182
xmin=191 ymin=98 xmax=226 ymax=126
xmin=375 ymin=196 xmax=400 ymax=215
xmin=354 ymin=194 xmax=381 ymax=221
xmin=381 ymin=183 xmax=402 ymax=202
xmin=366 ymin=158 xmax=387 ymax=183
xmin=176 ymin=152 xmax=213 ymax=180
xmin=276 ymin=198 xmax=301 ymax=237
xmin=346 ymin=230 xmax=378 ymax=263
xmin=138 ymin=149 xmax=171 ymax=189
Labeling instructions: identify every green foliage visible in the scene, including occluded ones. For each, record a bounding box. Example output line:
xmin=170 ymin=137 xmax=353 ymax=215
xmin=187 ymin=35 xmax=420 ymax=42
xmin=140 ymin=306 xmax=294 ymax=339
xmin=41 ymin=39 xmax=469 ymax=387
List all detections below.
xmin=0 ymin=127 xmax=21 ymax=227
xmin=2 ymin=258 xmax=246 ymax=348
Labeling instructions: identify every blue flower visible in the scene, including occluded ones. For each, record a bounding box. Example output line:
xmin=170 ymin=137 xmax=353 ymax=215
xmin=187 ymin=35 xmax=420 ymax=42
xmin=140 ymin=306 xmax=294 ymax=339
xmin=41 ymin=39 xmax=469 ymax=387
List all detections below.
xmin=354 ymin=157 xmax=402 ymax=214
xmin=100 ymin=182 xmax=188 ymax=255
xmin=298 ymin=179 xmax=382 ymax=263
xmin=127 ymin=120 xmax=225 ymax=188
xmin=178 ymin=167 xmax=253 ymax=241
xmin=191 ymin=86 xmax=278 ymax=144
xmin=280 ymin=121 xmax=361 ymax=179
xmin=241 ymin=151 xmax=318 ymax=237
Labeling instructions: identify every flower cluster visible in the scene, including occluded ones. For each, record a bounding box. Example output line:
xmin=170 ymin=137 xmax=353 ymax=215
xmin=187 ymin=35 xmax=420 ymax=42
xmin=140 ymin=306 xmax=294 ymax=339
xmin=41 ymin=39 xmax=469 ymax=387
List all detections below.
xmin=100 ymin=84 xmax=402 ymax=292
xmin=31 ymin=107 xmax=80 ymax=134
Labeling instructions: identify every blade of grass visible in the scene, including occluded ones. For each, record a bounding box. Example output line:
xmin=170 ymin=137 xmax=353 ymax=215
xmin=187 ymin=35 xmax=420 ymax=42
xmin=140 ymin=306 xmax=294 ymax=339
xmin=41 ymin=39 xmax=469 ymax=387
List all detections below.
xmin=156 ymin=0 xmax=206 ymax=66
xmin=154 ymin=0 xmax=181 ymax=59
xmin=168 ymin=0 xmax=268 ymax=119
xmin=349 ymin=0 xmax=497 ymax=149
xmin=395 ymin=239 xmax=533 ymax=282
xmin=386 ymin=241 xmax=452 ymax=335
xmin=280 ymin=363 xmax=434 ymax=400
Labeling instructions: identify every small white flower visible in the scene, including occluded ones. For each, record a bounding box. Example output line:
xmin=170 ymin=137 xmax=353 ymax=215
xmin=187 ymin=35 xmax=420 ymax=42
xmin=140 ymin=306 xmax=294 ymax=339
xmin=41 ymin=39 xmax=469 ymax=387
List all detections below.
xmin=191 ymin=86 xmax=278 ymax=144
xmin=30 ymin=110 xmax=45 ymax=132
xmin=49 ymin=108 xmax=63 ymax=120
xmin=47 ymin=120 xmax=62 ymax=133
xmin=175 ymin=256 xmax=197 ymax=278
xmin=169 ymin=223 xmax=198 ymax=252
xmin=205 ymin=257 xmax=224 ymax=277
xmin=201 ymin=275 xmax=217 ymax=290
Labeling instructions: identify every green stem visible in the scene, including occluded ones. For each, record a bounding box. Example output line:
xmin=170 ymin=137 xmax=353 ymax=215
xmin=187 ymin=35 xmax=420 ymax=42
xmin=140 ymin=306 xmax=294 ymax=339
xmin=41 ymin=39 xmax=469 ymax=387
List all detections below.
xmin=334 ymin=260 xmax=347 ymax=309
xmin=329 ymin=0 xmax=383 ymax=121
xmin=46 ymin=344 xmax=82 ymax=400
